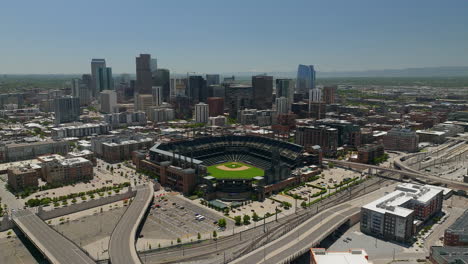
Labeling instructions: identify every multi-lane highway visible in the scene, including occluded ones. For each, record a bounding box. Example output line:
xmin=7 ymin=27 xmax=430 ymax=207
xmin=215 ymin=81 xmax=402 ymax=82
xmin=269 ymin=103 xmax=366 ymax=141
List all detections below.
xmin=12 ymin=209 xmax=95 ymax=264
xmin=230 ymin=205 xmax=360 ymax=264
xmin=325 ymin=158 xmax=468 ymax=190
xmin=108 ymin=184 xmax=154 ymax=264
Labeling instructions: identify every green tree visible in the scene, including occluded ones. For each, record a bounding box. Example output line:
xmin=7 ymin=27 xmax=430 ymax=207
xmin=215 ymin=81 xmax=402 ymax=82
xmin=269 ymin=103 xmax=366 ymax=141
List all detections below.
xmin=243 ymin=215 xmax=251 ymax=225
xmin=218 ymin=218 xmax=227 ymax=228
xmin=252 ymin=212 xmax=260 ymax=222
xmin=197 ymin=232 xmax=201 ymax=240
xmin=213 ymin=230 xmax=217 ymax=238
xmin=177 ymin=238 xmax=181 ymax=244
xmin=234 ymin=215 xmax=242 ymax=226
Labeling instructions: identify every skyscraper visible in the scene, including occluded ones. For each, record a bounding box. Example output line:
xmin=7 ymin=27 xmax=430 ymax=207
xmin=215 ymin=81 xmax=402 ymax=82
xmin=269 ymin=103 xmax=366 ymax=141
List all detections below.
xmin=71 ymin=77 xmax=91 ymax=106
xmin=206 ymin=74 xmax=220 ymax=86
xmin=207 ymin=97 xmax=224 ymax=117
xmin=195 ymin=102 xmax=209 ymax=124
xmin=54 ymin=96 xmax=80 ymax=125
xmin=276 ymin=78 xmax=294 ymax=111
xmin=152 ymin=86 xmax=163 ymax=107
xmin=91 ymin=59 xmax=106 ymax=97
xmin=188 ymin=76 xmax=207 ymax=103
xmin=96 ymin=67 xmax=114 ymax=92
xmin=136 ymin=54 xmax=153 ymax=94
xmin=153 ymin=68 xmax=170 ymax=102
xmin=252 ymin=75 xmax=273 ymax=110
xmin=296 ymin=64 xmax=316 ymax=95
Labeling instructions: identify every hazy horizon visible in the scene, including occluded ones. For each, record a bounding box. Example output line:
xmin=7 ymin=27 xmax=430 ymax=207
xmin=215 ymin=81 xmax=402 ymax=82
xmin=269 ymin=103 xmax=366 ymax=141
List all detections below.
xmin=1 ymin=0 xmax=467 ymax=74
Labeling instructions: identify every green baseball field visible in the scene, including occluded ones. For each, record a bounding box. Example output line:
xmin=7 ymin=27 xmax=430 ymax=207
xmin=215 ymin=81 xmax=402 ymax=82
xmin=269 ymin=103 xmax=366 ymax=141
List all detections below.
xmin=207 ymin=161 xmax=264 ymax=180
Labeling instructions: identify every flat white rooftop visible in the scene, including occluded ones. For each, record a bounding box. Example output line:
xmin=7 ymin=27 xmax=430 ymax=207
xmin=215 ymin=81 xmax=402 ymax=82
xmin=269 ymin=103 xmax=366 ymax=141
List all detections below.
xmin=362 ymin=183 xmax=444 ymax=217
xmin=311 ymin=248 xmax=369 ymax=264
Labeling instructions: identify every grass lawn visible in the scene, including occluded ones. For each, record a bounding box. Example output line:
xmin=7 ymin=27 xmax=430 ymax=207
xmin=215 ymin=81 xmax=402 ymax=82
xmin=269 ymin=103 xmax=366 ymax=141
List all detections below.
xmin=207 ymin=161 xmax=264 ymax=180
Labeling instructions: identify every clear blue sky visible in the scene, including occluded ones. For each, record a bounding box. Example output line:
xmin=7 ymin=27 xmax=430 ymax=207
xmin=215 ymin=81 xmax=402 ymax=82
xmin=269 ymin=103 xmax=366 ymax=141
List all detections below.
xmin=1 ymin=0 xmax=467 ymax=74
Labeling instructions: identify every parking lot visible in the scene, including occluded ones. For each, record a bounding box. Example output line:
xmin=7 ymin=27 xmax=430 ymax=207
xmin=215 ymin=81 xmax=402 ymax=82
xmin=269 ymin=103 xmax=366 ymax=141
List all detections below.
xmin=139 ymin=193 xmax=234 ymax=247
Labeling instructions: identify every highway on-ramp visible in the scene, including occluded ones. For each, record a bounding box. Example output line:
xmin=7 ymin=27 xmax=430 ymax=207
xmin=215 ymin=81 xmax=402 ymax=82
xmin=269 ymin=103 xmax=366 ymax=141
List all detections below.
xmin=230 ymin=204 xmax=359 ymax=264
xmin=108 ymin=184 xmax=154 ymax=264
xmin=12 ymin=209 xmax=95 ymax=264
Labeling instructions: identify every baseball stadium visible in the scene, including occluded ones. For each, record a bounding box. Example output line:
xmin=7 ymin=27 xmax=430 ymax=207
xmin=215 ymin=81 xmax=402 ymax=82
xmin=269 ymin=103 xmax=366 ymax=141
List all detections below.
xmin=146 ymin=135 xmax=314 ymax=200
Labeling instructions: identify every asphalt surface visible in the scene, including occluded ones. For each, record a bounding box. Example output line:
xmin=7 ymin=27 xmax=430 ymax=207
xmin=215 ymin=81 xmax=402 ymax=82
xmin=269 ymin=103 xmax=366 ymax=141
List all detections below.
xmin=12 ymin=209 xmax=95 ymax=264
xmin=326 ymin=159 xmax=468 ymax=190
xmin=139 ymin=177 xmax=387 ymax=264
xmin=230 ymin=205 xmax=359 ymax=264
xmin=108 ymin=184 xmax=153 ymax=264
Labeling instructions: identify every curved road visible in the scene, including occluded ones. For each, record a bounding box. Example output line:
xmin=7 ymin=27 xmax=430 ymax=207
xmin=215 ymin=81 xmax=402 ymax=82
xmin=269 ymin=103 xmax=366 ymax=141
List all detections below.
xmin=325 ymin=159 xmax=468 ymax=191
xmin=108 ymin=184 xmax=153 ymax=264
xmin=12 ymin=210 xmax=95 ymax=264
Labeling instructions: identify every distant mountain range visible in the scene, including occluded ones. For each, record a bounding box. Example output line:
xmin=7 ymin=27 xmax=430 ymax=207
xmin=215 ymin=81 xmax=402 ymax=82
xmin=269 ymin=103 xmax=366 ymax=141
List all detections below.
xmin=221 ymin=66 xmax=468 ymax=78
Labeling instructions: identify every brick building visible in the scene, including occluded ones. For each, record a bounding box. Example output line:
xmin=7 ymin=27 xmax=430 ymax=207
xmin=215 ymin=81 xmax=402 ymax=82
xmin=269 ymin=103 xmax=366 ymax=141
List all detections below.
xmin=295 ymin=125 xmax=338 ymax=157
xmin=41 ymin=157 xmax=93 ymax=185
xmin=7 ymin=166 xmax=39 ymax=191
xmin=357 ymin=144 xmax=384 ymax=164
xmin=206 ymin=97 xmax=224 ymax=117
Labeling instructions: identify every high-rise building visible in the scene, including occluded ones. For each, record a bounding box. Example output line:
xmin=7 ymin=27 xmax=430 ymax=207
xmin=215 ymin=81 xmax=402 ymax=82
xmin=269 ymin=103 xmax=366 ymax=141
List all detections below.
xmin=225 ymin=84 xmax=252 ymax=118
xmin=209 ymin=85 xmax=225 ymax=98
xmin=276 ymin=79 xmax=294 ymax=111
xmin=100 ymin=90 xmax=117 ymax=114
xmin=54 ymin=96 xmax=80 ymax=125
xmin=188 ymin=76 xmax=207 ymax=103
xmin=153 ymin=68 xmax=170 ymax=102
xmin=91 ymin=59 xmax=106 ymax=98
xmin=195 ymin=102 xmax=209 ymax=124
xmin=276 ymin=97 xmax=288 ymax=114
xmin=309 ymin=87 xmax=322 ymax=102
xmin=323 ymin=85 xmax=337 ymax=104
xmin=71 ymin=78 xmax=91 ymax=106
xmin=206 ymin=74 xmax=220 ymax=85
xmin=150 ymin=58 xmax=158 ymax=74
xmin=136 ymin=54 xmax=153 ymax=94
xmin=252 ymin=75 xmax=273 ymax=110
xmin=98 ymin=67 xmax=114 ymax=92
xmin=206 ymin=97 xmax=224 ymax=117
xmin=152 ymin=86 xmax=163 ymax=107
xmin=170 ymin=78 xmax=187 ymax=97
xmin=296 ymin=64 xmax=316 ymax=95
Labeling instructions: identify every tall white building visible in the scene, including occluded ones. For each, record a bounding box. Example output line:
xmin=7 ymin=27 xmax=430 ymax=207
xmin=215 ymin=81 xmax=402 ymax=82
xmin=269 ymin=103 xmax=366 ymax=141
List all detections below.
xmin=152 ymin=86 xmax=163 ymax=107
xmin=195 ymin=103 xmax=209 ymax=124
xmin=276 ymin=97 xmax=289 ymax=114
xmin=309 ymin=88 xmax=322 ymax=103
xmin=100 ymin=90 xmax=117 ymax=114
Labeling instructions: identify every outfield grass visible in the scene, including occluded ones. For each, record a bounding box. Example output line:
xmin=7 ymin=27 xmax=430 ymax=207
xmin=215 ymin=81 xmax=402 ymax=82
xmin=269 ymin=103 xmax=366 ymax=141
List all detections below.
xmin=207 ymin=161 xmax=264 ymax=180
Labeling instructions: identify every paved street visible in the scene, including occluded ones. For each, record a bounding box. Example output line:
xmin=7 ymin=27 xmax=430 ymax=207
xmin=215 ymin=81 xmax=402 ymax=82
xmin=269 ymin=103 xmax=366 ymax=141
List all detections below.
xmin=108 ymin=184 xmax=153 ymax=264
xmin=12 ymin=209 xmax=95 ymax=264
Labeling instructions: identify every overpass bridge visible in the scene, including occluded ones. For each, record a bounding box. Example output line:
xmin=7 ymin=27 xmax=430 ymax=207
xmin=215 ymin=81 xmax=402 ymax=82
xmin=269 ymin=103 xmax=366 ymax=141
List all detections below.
xmin=230 ymin=204 xmax=360 ymax=264
xmin=12 ymin=209 xmax=95 ymax=264
xmin=325 ymin=159 xmax=468 ymax=191
xmin=108 ymin=183 xmax=154 ymax=264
